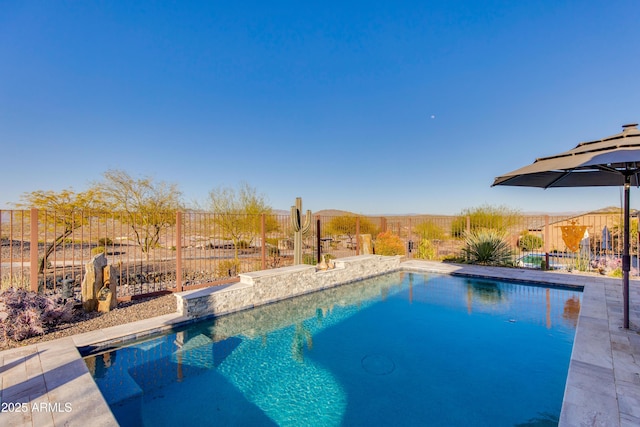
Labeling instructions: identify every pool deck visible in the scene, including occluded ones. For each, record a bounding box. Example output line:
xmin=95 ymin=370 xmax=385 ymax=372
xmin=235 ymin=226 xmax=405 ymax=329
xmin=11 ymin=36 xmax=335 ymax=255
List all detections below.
xmin=1 ymin=260 xmax=639 ymax=426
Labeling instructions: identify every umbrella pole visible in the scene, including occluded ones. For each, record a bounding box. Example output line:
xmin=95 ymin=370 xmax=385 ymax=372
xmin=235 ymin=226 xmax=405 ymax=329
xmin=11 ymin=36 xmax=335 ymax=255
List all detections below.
xmin=623 ymin=176 xmax=631 ymax=329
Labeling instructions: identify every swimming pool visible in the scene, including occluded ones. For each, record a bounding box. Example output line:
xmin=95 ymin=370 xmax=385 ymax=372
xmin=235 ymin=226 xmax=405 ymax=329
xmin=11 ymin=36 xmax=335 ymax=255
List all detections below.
xmin=85 ymin=271 xmax=581 ymax=426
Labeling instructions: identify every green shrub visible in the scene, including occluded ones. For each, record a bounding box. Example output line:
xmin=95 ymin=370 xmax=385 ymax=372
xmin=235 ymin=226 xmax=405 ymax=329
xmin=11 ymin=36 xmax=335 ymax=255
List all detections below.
xmin=609 ymin=267 xmax=623 ymax=278
xmin=463 ymin=228 xmax=513 ymax=266
xmin=303 ymin=253 xmax=317 ymax=265
xmin=416 ymin=239 xmax=437 ymax=260
xmin=518 ymin=233 xmax=543 ymax=252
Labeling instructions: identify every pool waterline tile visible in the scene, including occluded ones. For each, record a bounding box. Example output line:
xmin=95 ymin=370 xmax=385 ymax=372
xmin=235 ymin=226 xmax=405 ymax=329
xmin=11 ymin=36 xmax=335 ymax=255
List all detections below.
xmin=0 ymin=258 xmax=638 ymax=426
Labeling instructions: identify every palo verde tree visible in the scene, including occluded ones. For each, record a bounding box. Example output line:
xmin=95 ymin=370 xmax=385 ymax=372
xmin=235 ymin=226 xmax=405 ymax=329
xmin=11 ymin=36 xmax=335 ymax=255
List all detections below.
xmin=208 ymin=182 xmax=279 ymax=261
xmin=98 ymin=170 xmax=183 ymax=256
xmin=16 ymin=188 xmax=105 ymax=275
xmin=326 ymin=215 xmax=378 ymax=247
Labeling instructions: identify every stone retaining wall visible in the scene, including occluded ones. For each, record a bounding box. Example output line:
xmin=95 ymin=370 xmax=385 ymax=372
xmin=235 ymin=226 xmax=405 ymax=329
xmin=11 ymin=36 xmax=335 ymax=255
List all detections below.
xmin=176 ymin=255 xmax=401 ymax=318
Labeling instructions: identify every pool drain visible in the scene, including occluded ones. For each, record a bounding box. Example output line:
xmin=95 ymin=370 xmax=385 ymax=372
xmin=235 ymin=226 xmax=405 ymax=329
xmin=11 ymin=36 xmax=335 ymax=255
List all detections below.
xmin=361 ymin=354 xmax=395 ymax=375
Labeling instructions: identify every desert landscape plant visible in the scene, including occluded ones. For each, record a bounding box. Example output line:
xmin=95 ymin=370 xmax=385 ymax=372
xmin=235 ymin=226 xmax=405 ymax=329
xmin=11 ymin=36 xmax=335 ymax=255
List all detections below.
xmin=416 ymin=238 xmax=437 ymax=260
xmin=451 ymin=205 xmax=522 ymax=238
xmin=374 ymin=231 xmax=406 ymax=256
xmin=518 ymin=232 xmax=544 ymax=252
xmin=99 ymin=169 xmax=183 ymax=256
xmin=0 ymin=288 xmax=74 ymax=342
xmin=16 ymin=188 xmax=105 ymax=275
xmin=209 ymin=182 xmax=279 ymax=262
xmin=463 ymin=228 xmax=513 ymax=266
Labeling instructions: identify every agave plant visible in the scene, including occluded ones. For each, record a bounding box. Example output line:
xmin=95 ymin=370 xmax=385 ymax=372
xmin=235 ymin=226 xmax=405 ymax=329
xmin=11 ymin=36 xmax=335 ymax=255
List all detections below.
xmin=463 ymin=228 xmax=513 ymax=266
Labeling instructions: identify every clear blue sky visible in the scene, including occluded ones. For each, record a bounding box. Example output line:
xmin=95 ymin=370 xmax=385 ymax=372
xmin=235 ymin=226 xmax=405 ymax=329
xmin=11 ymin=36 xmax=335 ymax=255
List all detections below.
xmin=2 ymin=1 xmax=640 ymax=214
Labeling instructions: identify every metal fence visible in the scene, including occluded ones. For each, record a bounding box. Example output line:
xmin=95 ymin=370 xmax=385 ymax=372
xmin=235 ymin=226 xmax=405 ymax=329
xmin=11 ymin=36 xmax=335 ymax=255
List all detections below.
xmin=1 ymin=208 xmax=637 ymax=300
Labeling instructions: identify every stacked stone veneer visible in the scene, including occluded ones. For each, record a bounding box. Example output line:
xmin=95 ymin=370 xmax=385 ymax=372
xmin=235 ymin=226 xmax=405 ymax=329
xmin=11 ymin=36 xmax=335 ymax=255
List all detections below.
xmin=176 ymin=254 xmax=401 ymax=318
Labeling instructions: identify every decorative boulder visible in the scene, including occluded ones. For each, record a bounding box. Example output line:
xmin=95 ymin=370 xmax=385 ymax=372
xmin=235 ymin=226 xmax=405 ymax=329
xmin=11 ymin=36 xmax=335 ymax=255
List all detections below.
xmin=81 ymin=253 xmax=108 ymax=312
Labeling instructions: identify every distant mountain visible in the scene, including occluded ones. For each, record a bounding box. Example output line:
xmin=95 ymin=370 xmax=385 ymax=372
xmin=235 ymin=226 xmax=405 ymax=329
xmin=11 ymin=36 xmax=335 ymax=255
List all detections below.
xmin=270 ymin=207 xmax=625 ymax=218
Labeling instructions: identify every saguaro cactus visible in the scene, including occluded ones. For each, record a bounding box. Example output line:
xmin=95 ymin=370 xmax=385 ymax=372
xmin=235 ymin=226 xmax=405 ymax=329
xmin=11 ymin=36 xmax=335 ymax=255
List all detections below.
xmin=291 ymin=197 xmax=312 ymax=264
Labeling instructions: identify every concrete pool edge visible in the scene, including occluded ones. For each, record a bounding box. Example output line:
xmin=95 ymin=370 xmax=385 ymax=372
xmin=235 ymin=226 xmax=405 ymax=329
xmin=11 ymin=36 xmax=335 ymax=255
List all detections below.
xmin=1 ymin=259 xmax=638 ymax=426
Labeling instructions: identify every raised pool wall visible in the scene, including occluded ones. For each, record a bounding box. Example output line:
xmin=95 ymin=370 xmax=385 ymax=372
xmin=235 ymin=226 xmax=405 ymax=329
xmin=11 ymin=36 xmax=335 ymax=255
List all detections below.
xmin=176 ymin=254 xmax=402 ymax=318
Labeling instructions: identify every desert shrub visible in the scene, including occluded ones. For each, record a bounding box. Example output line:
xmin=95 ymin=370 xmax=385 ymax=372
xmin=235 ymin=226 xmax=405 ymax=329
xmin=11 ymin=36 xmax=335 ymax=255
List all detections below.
xmin=573 ymin=253 xmax=591 ymax=272
xmin=216 ymin=260 xmax=241 ymax=277
xmin=416 ymin=239 xmax=437 ymax=260
xmin=374 ymin=231 xmax=406 ymax=256
xmin=0 ymin=288 xmax=74 ymax=342
xmin=451 ymin=205 xmax=522 ymax=238
xmin=518 ymin=233 xmax=543 ymax=252
xmin=91 ymin=246 xmax=107 ymax=256
xmin=609 ymin=267 xmax=623 ymax=278
xmin=1 ymin=272 xmax=29 ymax=290
xmin=414 ymin=221 xmax=445 ymax=241
xmin=463 ymin=228 xmax=513 ymax=266
xmin=98 ymin=237 xmax=113 ymax=246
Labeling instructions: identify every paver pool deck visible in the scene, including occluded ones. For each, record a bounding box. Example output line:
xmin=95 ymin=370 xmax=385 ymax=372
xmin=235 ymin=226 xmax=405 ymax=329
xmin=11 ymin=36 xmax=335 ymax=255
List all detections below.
xmin=1 ymin=260 xmax=639 ymax=426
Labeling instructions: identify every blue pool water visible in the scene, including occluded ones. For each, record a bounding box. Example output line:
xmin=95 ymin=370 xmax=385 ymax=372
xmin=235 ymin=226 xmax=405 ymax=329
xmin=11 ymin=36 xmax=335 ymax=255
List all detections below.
xmin=85 ymin=272 xmax=581 ymax=426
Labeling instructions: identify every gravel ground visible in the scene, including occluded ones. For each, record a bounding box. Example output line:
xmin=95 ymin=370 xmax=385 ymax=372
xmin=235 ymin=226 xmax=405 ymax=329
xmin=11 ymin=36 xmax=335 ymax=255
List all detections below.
xmin=0 ymin=294 xmax=178 ymax=351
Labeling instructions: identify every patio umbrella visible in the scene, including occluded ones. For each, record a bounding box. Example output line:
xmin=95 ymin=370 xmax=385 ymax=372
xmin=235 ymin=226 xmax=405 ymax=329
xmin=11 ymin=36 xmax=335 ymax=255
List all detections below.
xmin=493 ymin=123 xmax=640 ymax=329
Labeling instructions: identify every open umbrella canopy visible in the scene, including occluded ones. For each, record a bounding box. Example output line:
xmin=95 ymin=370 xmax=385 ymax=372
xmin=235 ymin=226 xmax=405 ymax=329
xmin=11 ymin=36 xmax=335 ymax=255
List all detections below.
xmin=493 ymin=123 xmax=640 ymax=329
xmin=493 ymin=123 xmax=640 ymax=188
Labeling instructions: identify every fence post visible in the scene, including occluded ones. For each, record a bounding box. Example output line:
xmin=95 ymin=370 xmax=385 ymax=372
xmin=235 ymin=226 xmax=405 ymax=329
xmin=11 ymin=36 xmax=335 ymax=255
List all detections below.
xmin=544 ymin=215 xmax=550 ymax=269
xmin=316 ymin=218 xmax=321 ymax=263
xmin=356 ymin=217 xmax=360 ymax=255
xmin=175 ymin=211 xmax=183 ymax=292
xmin=408 ymin=218 xmax=413 ymax=258
xmin=30 ymin=208 xmax=38 ymax=292
xmin=261 ymin=213 xmax=266 ymax=270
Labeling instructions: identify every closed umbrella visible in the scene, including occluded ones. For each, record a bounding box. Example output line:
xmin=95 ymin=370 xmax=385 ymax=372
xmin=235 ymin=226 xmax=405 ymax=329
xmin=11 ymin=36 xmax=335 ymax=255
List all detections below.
xmin=493 ymin=123 xmax=640 ymax=329
xmin=601 ymin=225 xmax=612 ymax=251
